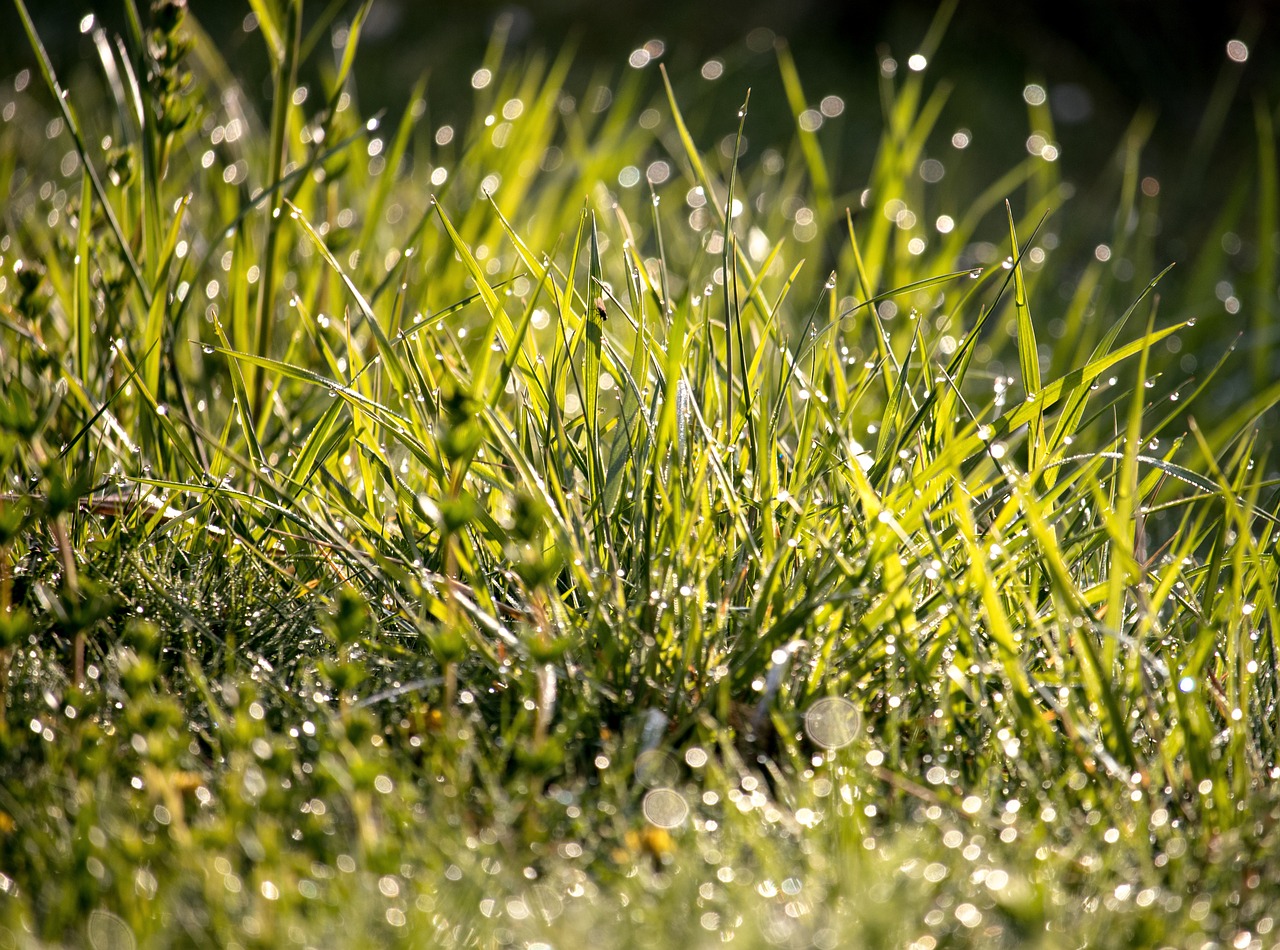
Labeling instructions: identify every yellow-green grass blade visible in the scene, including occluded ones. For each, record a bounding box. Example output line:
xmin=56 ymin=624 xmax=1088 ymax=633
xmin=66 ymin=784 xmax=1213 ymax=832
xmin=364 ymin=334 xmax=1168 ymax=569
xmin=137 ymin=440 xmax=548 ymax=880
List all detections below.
xmin=1006 ymin=201 xmax=1044 ymax=473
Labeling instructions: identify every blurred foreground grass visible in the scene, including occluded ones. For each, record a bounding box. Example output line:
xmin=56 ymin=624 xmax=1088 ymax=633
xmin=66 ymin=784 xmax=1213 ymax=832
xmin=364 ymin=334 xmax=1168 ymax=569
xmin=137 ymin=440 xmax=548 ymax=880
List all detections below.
xmin=1 ymin=1 xmax=1279 ymax=946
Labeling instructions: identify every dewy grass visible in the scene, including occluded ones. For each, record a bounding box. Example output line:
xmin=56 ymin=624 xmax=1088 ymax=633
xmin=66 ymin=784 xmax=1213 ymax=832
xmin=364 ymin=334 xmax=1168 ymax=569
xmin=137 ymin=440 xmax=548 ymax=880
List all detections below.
xmin=1 ymin=1 xmax=1280 ymax=947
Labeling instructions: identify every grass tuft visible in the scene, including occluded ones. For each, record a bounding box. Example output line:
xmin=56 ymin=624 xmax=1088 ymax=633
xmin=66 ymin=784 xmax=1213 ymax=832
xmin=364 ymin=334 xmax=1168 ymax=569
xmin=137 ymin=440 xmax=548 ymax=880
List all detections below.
xmin=1 ymin=5 xmax=1279 ymax=947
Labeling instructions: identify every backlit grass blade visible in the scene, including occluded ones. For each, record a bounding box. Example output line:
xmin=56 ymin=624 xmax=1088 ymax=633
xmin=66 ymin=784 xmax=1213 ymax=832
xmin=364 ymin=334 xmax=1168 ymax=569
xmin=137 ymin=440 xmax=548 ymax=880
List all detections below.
xmin=356 ymin=72 xmax=425 ymax=260
xmin=659 ymin=65 xmax=714 ymax=205
xmin=14 ymin=0 xmax=150 ymax=309
xmin=118 ymin=0 xmax=162 ymax=272
xmin=1045 ymin=264 xmax=1175 ymax=483
xmin=252 ymin=0 xmax=302 ymax=413
xmin=584 ymin=213 xmax=605 ymax=506
xmin=1006 ymin=201 xmax=1044 ymax=472
xmin=746 ymin=259 xmax=805 ymax=386
xmin=141 ymin=194 xmax=191 ymax=401
xmin=73 ymin=171 xmax=92 ymax=390
xmin=328 ymin=0 xmax=374 ymax=114
xmin=287 ymin=398 xmax=351 ymax=488
xmin=724 ymin=90 xmax=751 ymax=446
xmin=204 ymin=341 xmax=447 ymax=485
xmin=246 ymin=0 xmax=284 ymax=61
xmin=433 ymin=201 xmax=518 ymax=400
xmin=776 ymin=42 xmax=831 ymax=223
xmin=286 ymin=200 xmax=410 ymax=396
xmin=208 ymin=319 xmax=267 ymax=471
xmin=166 ymin=121 xmax=376 ymax=331
xmin=1104 ymin=308 xmax=1159 ymax=664
xmin=921 ymin=320 xmax=1188 ymax=484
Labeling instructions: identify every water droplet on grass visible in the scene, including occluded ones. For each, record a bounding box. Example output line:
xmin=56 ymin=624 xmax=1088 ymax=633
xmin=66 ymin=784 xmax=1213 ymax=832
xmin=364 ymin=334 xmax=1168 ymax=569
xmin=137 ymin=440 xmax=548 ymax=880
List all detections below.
xmin=643 ymin=788 xmax=688 ymax=828
xmin=87 ymin=910 xmax=136 ymax=950
xmin=635 ymin=749 xmax=678 ymax=788
xmin=804 ymin=697 xmax=861 ymax=749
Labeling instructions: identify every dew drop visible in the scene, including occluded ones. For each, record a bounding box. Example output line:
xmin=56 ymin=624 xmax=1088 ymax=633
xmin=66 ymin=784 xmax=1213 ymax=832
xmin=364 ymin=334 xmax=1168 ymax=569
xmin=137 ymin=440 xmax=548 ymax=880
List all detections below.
xmin=804 ymin=697 xmax=862 ymax=749
xmin=642 ymin=788 xmax=688 ymax=828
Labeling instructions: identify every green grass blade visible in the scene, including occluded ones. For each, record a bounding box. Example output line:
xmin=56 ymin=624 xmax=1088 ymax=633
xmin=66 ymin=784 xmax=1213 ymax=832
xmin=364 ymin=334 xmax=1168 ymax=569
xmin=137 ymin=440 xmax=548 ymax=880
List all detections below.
xmin=431 ymin=200 xmax=516 ymax=397
xmin=1006 ymin=201 xmax=1044 ymax=472
xmin=251 ymin=0 xmax=303 ymax=413
xmin=73 ymin=171 xmax=93 ymax=390
xmin=13 ymin=0 xmax=151 ymax=309
xmin=776 ymin=42 xmax=831 ymax=223
xmin=584 ymin=213 xmax=606 ymax=506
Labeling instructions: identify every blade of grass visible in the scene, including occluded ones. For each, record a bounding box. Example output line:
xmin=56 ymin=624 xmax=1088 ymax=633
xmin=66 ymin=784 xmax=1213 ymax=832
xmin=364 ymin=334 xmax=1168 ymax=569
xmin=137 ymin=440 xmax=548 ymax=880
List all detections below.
xmin=252 ymin=0 xmax=303 ymax=414
xmin=73 ymin=171 xmax=92 ymax=390
xmin=13 ymin=0 xmax=151 ymax=309
xmin=1006 ymin=201 xmax=1044 ymax=472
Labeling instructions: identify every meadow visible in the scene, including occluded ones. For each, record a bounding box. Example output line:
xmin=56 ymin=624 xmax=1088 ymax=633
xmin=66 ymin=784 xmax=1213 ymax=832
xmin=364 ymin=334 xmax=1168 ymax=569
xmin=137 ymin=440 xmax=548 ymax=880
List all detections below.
xmin=1 ymin=1 xmax=1279 ymax=946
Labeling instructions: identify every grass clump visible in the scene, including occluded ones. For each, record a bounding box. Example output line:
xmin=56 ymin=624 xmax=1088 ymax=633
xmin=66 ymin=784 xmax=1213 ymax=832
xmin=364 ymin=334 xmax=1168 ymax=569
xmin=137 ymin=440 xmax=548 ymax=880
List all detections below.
xmin=2 ymin=1 xmax=1280 ymax=946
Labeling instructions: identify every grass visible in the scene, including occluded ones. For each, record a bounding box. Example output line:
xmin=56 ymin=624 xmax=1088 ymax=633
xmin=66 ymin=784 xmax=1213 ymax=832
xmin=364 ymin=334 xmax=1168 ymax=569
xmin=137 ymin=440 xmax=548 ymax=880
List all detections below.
xmin=1 ymin=1 xmax=1280 ymax=946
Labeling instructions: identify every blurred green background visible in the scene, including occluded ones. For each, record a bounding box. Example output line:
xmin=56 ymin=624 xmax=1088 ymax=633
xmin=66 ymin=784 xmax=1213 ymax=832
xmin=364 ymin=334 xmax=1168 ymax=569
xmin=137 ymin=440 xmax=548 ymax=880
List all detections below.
xmin=4 ymin=0 xmax=1275 ymax=249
